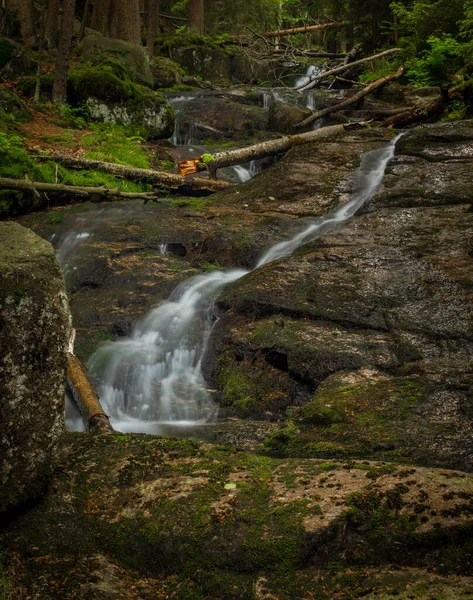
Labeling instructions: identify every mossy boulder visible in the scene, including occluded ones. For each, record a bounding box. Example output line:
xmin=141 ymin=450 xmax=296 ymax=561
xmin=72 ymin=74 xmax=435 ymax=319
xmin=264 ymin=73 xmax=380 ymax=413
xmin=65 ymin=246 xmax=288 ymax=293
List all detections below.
xmin=0 ymin=36 xmax=35 ymax=81
xmin=2 ymin=434 xmax=473 ymax=598
xmin=0 ymin=84 xmax=29 ymax=124
xmin=67 ymin=64 xmax=175 ymax=140
xmin=79 ymin=33 xmax=154 ymax=88
xmin=268 ymin=100 xmax=312 ymax=133
xmin=0 ymin=223 xmax=70 ymax=513
xmin=151 ymin=56 xmax=184 ymax=89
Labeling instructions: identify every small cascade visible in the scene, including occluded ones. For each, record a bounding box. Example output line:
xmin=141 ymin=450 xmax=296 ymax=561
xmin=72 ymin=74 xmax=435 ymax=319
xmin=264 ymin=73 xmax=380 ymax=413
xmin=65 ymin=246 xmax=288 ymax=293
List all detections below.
xmin=159 ymin=244 xmax=168 ymax=255
xmin=233 ymin=160 xmax=260 ymax=183
xmin=55 ymin=231 xmax=90 ymax=271
xmin=88 ymin=269 xmax=247 ymax=432
xmin=88 ymin=135 xmax=402 ymax=433
xmin=168 ymin=94 xmax=197 ymax=146
xmin=294 ymin=64 xmax=324 ymax=90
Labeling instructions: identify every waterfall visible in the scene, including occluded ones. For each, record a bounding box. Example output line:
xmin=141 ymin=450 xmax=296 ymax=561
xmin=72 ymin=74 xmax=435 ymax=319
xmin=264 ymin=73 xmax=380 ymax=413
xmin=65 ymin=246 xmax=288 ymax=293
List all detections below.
xmin=294 ymin=64 xmax=324 ymax=90
xmin=168 ymin=94 xmax=197 ymax=146
xmin=233 ymin=160 xmax=260 ymax=182
xmin=87 ymin=135 xmax=401 ymax=433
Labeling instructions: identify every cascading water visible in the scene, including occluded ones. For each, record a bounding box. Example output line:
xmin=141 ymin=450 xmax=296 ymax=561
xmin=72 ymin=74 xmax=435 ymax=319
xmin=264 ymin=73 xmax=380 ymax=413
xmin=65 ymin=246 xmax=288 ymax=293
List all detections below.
xmin=294 ymin=64 xmax=324 ymax=90
xmin=168 ymin=94 xmax=197 ymax=145
xmin=86 ymin=135 xmax=402 ymax=433
xmin=233 ymin=160 xmax=261 ymax=182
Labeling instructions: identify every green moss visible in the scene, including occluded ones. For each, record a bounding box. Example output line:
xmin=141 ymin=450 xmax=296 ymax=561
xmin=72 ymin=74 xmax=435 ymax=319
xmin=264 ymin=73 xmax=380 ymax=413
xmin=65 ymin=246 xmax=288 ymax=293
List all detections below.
xmin=0 ymin=37 xmax=15 ymax=68
xmin=171 ymin=198 xmax=209 ymax=210
xmin=82 ymin=123 xmax=150 ymax=168
xmin=67 ymin=64 xmax=140 ymax=103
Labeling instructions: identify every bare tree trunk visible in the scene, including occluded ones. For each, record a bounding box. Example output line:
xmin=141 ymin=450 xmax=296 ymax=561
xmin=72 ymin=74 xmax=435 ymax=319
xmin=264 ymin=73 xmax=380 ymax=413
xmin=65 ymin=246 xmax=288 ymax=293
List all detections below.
xmin=34 ymin=11 xmax=47 ymax=103
xmin=296 ymin=66 xmax=405 ymax=129
xmin=91 ymin=0 xmax=111 ymax=34
xmin=44 ymin=0 xmax=60 ymax=47
xmin=146 ymin=0 xmax=159 ymax=57
xmin=110 ymin=0 xmax=142 ymax=45
xmin=52 ymin=0 xmax=76 ymax=105
xmin=197 ymin=123 xmax=365 ymax=179
xmin=263 ymin=21 xmax=350 ymax=38
xmin=187 ymin=0 xmax=204 ymax=34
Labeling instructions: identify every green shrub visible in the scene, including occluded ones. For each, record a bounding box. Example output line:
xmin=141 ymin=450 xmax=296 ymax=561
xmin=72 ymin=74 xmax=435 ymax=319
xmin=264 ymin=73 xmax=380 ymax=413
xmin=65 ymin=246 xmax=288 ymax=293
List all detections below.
xmin=405 ymin=35 xmax=464 ymax=85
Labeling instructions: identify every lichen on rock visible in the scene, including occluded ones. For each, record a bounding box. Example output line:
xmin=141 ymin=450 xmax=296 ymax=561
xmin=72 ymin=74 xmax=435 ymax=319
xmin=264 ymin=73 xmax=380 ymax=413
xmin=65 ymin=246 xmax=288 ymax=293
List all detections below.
xmin=0 ymin=222 xmax=71 ymax=513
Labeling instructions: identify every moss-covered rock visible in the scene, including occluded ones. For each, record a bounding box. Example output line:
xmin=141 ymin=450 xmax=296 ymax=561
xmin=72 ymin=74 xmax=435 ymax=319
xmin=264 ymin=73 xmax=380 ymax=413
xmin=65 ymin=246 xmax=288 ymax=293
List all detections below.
xmin=0 ymin=84 xmax=29 ymax=124
xmin=0 ymin=223 xmax=70 ymax=513
xmin=2 ymin=434 xmax=473 ymax=598
xmin=79 ymin=33 xmax=154 ymax=88
xmin=67 ymin=64 xmax=175 ymax=139
xmin=0 ymin=36 xmax=35 ymax=80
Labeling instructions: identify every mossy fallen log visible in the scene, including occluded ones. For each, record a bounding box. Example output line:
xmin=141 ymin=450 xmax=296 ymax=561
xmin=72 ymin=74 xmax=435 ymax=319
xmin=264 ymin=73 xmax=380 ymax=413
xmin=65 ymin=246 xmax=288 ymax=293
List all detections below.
xmin=31 ymin=153 xmax=232 ymax=195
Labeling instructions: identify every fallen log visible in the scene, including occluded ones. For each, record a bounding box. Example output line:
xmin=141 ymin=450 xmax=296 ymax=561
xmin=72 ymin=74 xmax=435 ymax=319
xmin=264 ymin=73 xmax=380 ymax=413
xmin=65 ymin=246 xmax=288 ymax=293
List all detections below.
xmin=294 ymin=48 xmax=403 ymax=91
xmin=295 ymin=66 xmax=405 ymax=129
xmin=382 ymin=87 xmax=449 ymax=128
xmin=197 ymin=122 xmax=366 ymax=179
xmin=31 ymin=153 xmax=232 ymax=195
xmin=67 ymin=330 xmax=113 ymax=433
xmin=272 ymin=49 xmax=347 ymax=58
xmin=0 ymin=177 xmax=162 ymax=201
xmin=263 ymin=21 xmax=350 ymax=38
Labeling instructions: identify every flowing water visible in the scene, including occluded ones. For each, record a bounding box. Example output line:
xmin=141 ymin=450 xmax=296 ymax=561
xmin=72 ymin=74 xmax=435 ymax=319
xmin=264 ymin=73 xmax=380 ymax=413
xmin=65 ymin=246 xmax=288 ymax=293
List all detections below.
xmin=83 ymin=135 xmax=401 ymax=433
xmin=233 ymin=160 xmax=261 ymax=182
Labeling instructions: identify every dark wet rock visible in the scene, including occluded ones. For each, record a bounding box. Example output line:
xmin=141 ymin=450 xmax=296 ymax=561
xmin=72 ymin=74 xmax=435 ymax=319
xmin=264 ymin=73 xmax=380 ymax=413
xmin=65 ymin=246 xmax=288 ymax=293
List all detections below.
xmin=2 ymin=434 xmax=473 ymax=599
xmin=0 ymin=223 xmax=70 ymax=513
xmin=0 ymin=84 xmax=29 ymax=122
xmin=268 ymin=100 xmax=312 ymax=133
xmin=176 ymin=95 xmax=268 ymax=142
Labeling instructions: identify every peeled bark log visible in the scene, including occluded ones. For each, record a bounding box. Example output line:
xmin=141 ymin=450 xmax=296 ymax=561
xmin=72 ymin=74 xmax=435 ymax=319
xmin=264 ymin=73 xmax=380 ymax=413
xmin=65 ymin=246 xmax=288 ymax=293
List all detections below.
xmin=294 ymin=47 xmax=403 ymax=91
xmin=296 ymin=66 xmax=405 ymax=129
xmin=67 ymin=353 xmax=113 ymax=433
xmin=263 ymin=21 xmax=350 ymax=38
xmin=31 ymin=154 xmax=232 ymax=194
xmin=199 ymin=123 xmax=365 ymax=179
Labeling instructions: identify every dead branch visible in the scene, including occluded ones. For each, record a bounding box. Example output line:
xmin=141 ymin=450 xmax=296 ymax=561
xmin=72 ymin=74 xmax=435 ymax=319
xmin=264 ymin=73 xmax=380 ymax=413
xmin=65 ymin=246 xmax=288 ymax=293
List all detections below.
xmin=294 ymin=48 xmax=403 ymax=91
xmin=296 ymin=66 xmax=405 ymax=129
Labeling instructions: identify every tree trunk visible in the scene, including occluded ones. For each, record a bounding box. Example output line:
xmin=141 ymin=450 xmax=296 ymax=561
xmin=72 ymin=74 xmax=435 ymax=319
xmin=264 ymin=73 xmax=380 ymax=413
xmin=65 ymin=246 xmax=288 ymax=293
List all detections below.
xmin=146 ymin=0 xmax=159 ymax=57
xmin=28 ymin=154 xmax=233 ymax=194
xmin=9 ymin=0 xmax=35 ymax=42
xmin=382 ymin=89 xmax=448 ymax=128
xmin=67 ymin=352 xmax=114 ymax=433
xmin=78 ymin=0 xmax=91 ymax=42
xmin=296 ymin=66 xmax=405 ymax=129
xmin=44 ymin=0 xmax=60 ymax=47
xmin=187 ymin=0 xmax=204 ymax=34
xmin=198 ymin=123 xmax=365 ymax=179
xmin=110 ymin=0 xmax=141 ymax=45
xmin=91 ymin=0 xmax=111 ymax=34
xmin=263 ymin=21 xmax=350 ymax=38
xmin=52 ymin=0 xmax=76 ymax=105
xmin=294 ymin=47 xmax=403 ymax=91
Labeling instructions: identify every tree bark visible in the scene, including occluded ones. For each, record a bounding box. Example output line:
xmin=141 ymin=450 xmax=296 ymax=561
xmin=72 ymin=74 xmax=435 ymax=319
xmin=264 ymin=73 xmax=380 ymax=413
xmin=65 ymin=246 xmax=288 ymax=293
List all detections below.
xmin=199 ymin=123 xmax=366 ymax=179
xmin=296 ymin=66 xmax=405 ymax=129
xmin=44 ymin=0 xmax=61 ymax=47
xmin=52 ymin=0 xmax=76 ymax=105
xmin=91 ymin=0 xmax=111 ymax=34
xmin=110 ymin=0 xmax=142 ymax=45
xmin=9 ymin=0 xmax=35 ymax=42
xmin=187 ymin=0 xmax=204 ymax=34
xmin=294 ymin=47 xmax=403 ymax=91
xmin=68 ymin=352 xmax=114 ymax=433
xmin=28 ymin=154 xmax=233 ymax=194
xmin=146 ymin=0 xmax=159 ymax=57
xmin=78 ymin=0 xmax=91 ymax=42
xmin=263 ymin=21 xmax=350 ymax=39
